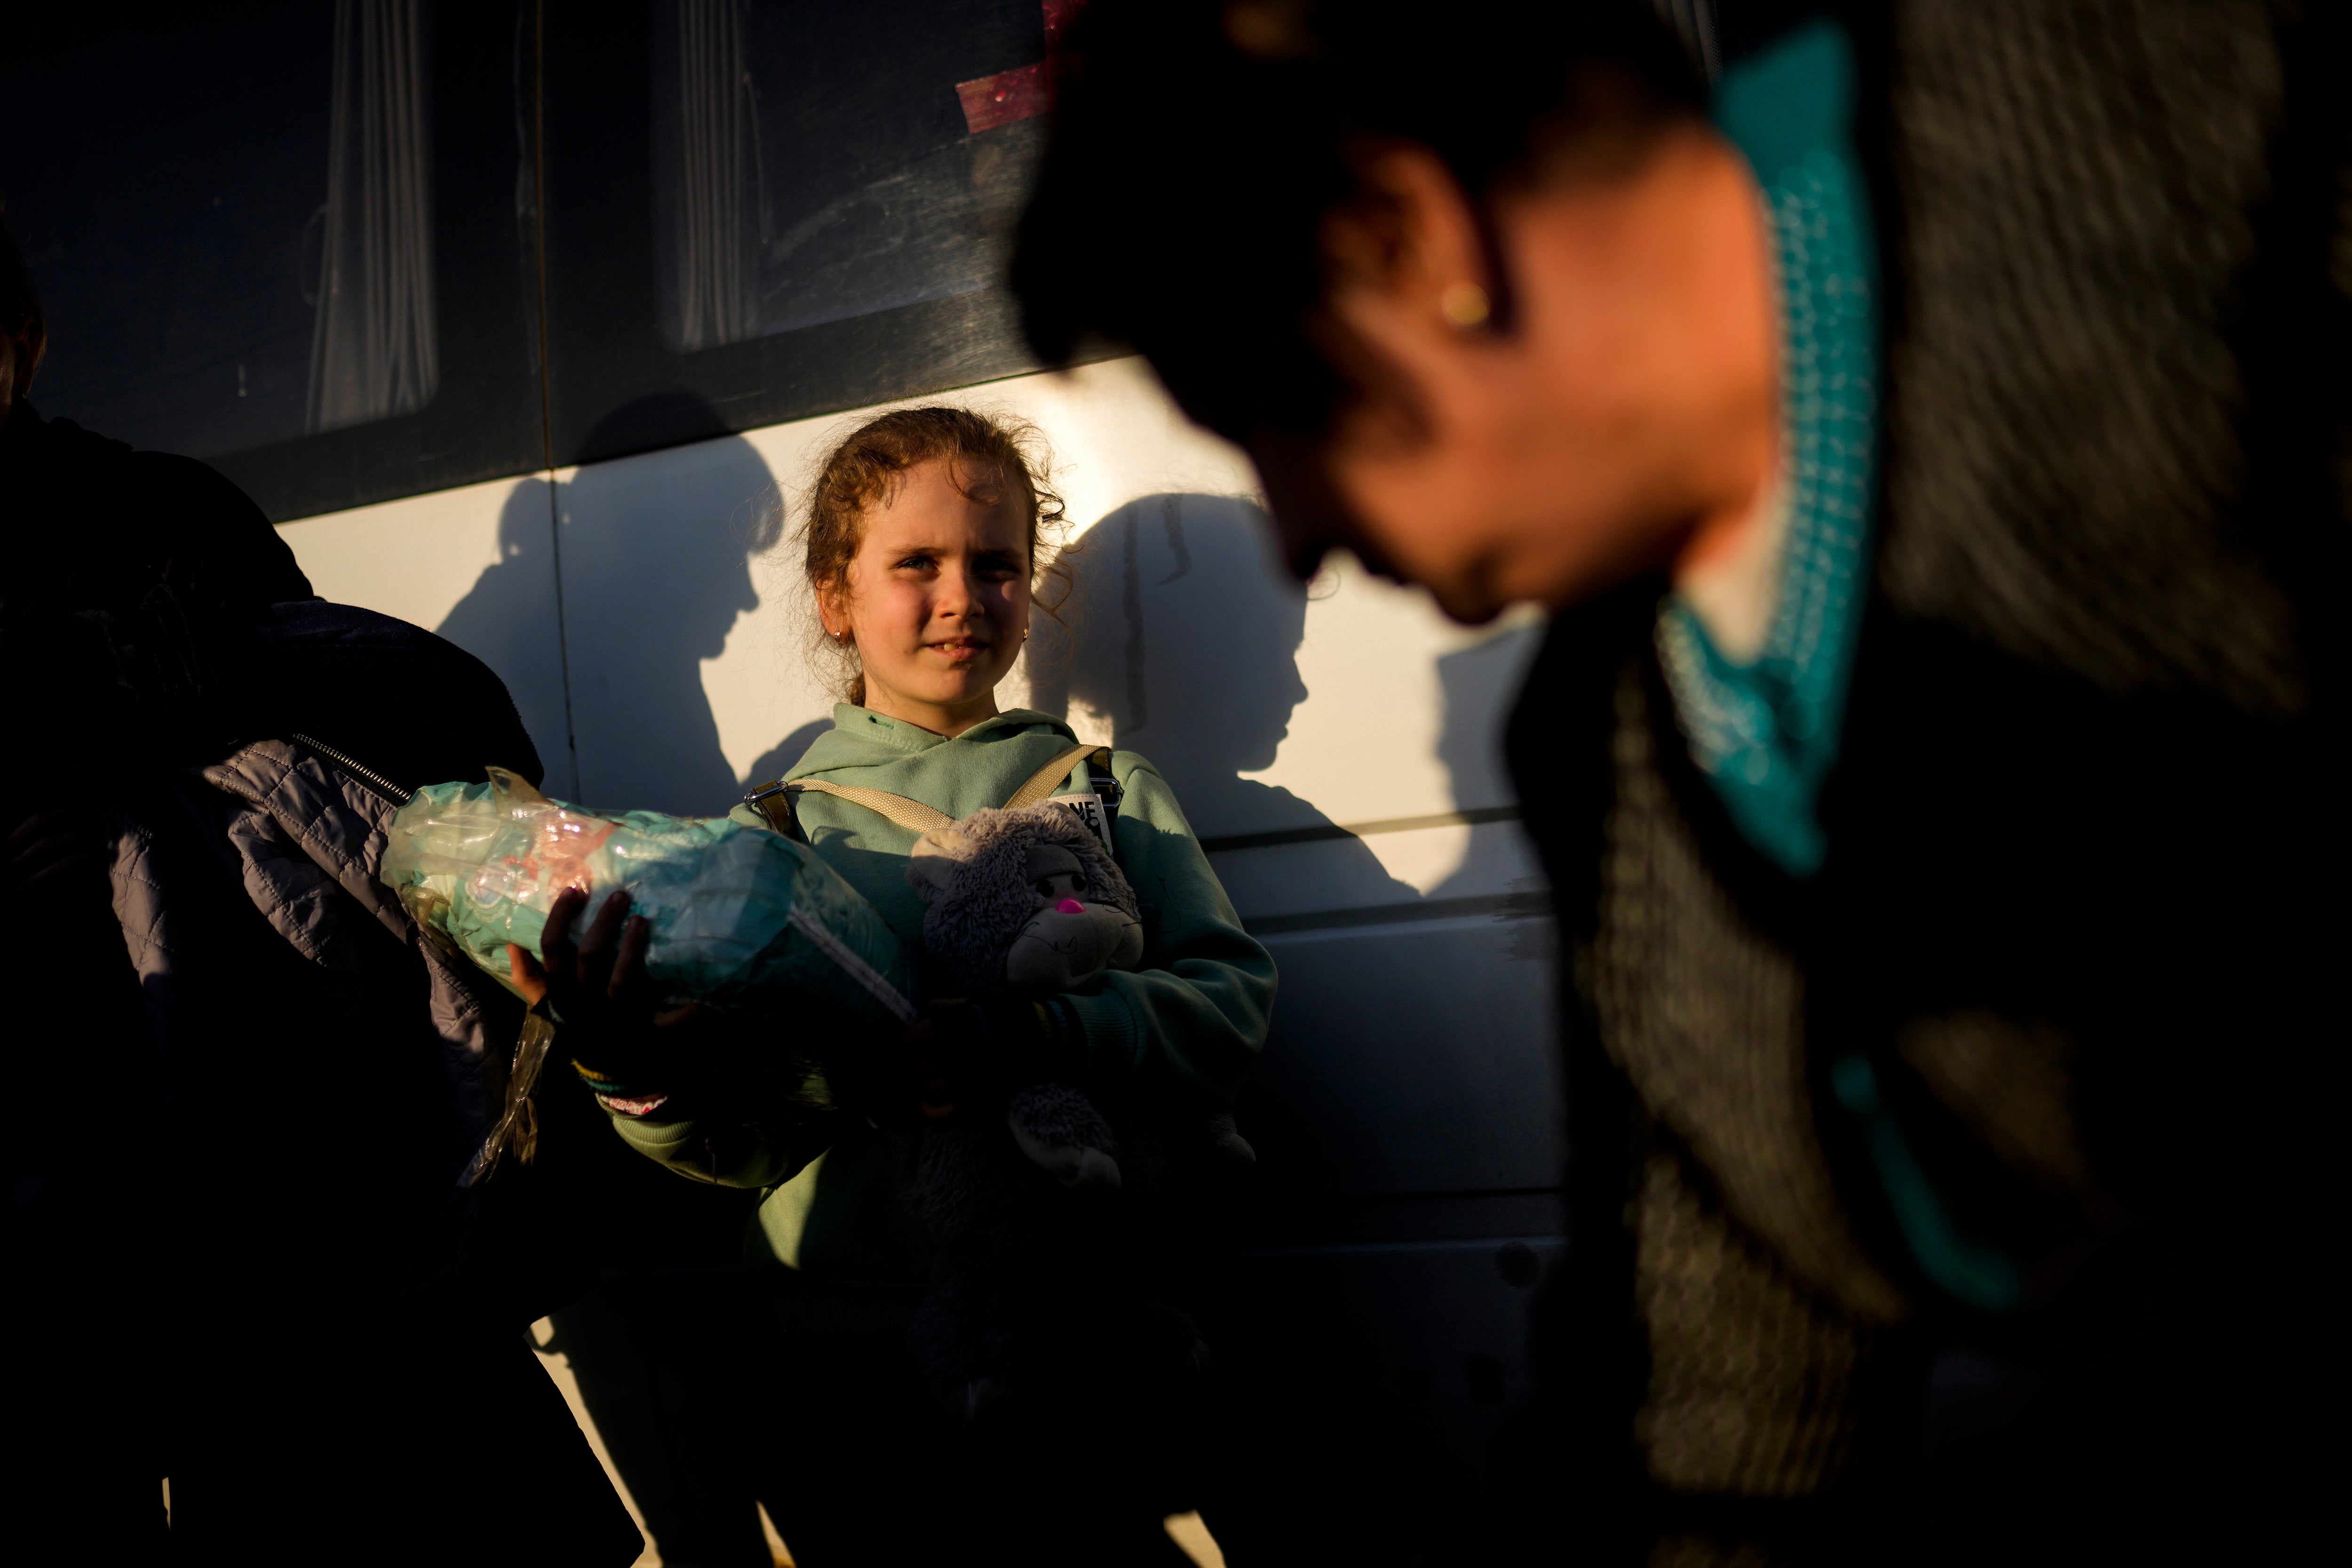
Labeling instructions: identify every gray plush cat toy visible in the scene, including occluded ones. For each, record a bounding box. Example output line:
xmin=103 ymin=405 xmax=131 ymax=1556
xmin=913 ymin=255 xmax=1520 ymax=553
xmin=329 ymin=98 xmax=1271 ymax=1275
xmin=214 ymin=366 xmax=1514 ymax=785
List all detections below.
xmin=899 ymin=800 xmax=1248 ymax=1420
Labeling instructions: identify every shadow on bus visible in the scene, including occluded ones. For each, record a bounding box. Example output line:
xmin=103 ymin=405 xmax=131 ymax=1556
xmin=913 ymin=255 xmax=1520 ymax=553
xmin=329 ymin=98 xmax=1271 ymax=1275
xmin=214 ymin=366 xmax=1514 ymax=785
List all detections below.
xmin=440 ymin=392 xmax=780 ymax=816
xmin=1032 ymin=491 xmax=1409 ymax=895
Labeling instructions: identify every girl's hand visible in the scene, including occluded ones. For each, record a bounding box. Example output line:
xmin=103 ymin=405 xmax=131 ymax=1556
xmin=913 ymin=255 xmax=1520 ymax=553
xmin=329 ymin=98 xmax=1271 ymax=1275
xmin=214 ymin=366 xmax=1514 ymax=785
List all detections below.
xmin=509 ymin=888 xmax=699 ymax=1076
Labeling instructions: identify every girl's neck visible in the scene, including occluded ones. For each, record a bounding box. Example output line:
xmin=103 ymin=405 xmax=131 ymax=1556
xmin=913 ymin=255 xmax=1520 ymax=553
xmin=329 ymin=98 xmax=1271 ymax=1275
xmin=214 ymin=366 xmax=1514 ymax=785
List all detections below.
xmin=860 ymin=682 xmax=1001 ymax=738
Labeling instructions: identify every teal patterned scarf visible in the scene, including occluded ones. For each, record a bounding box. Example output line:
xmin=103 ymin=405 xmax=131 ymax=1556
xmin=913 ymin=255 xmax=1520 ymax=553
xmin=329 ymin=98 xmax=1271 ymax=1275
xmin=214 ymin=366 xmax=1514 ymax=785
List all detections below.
xmin=1657 ymin=20 xmax=1876 ymax=877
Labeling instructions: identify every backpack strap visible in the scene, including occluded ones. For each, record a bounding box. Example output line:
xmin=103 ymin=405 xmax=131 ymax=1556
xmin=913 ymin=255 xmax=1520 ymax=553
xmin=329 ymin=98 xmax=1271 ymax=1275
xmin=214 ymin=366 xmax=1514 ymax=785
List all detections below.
xmin=741 ymin=778 xmax=807 ymax=842
xmin=754 ymin=778 xmax=954 ymax=834
xmin=1003 ymin=744 xmax=1112 ymax=809
xmin=744 ymin=742 xmax=1115 ymax=843
xmin=1006 ymin=743 xmax=1124 ymax=862
xmin=1084 ymin=753 xmax=1123 ymax=842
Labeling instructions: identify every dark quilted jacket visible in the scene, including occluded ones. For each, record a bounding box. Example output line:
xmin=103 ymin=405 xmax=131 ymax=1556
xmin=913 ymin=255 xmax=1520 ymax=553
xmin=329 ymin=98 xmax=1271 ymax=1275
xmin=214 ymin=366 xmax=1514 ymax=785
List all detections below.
xmin=0 ymin=393 xmax=638 ymax=1561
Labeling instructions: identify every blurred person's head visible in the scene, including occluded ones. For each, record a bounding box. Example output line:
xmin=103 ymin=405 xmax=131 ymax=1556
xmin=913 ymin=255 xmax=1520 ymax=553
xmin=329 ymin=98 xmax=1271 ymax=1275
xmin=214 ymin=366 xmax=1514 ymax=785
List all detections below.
xmin=0 ymin=198 xmax=48 ymax=424
xmin=802 ymin=405 xmax=1071 ymax=735
xmin=1013 ymin=0 xmax=1776 ymax=624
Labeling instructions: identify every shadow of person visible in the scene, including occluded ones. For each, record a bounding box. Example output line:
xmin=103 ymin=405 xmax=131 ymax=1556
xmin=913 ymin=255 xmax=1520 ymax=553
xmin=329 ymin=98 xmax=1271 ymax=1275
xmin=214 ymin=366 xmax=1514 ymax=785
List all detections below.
xmin=457 ymin=396 xmax=780 ymax=1567
xmin=557 ymin=394 xmax=779 ymax=816
xmin=1033 ymin=493 xmax=1305 ymax=838
xmin=436 ymin=476 xmax=575 ymax=792
xmin=1031 ymin=496 xmax=1423 ymax=1563
xmin=1031 ymin=494 xmax=1405 ymax=910
xmin=435 ymin=398 xmax=776 ymax=815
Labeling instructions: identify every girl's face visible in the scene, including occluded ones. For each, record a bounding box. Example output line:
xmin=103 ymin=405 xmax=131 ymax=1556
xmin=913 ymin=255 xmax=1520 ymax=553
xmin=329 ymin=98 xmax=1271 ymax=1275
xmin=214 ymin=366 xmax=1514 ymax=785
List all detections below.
xmin=823 ymin=457 xmax=1033 ymax=735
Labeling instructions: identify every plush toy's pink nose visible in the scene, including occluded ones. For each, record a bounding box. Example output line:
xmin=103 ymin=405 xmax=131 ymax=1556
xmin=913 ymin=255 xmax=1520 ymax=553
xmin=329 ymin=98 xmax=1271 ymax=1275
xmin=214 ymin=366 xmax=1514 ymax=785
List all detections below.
xmin=1057 ymin=898 xmax=1085 ymax=914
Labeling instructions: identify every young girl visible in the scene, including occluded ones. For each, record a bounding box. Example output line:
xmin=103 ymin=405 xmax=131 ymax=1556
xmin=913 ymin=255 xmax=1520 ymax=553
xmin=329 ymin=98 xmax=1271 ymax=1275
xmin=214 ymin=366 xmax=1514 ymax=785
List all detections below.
xmin=531 ymin=406 xmax=1274 ymax=1565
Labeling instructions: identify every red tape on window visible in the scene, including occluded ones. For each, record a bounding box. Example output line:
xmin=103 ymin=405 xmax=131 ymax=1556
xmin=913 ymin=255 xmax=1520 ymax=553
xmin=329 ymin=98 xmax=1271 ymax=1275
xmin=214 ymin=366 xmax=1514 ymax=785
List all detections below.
xmin=954 ymin=0 xmax=1081 ymax=135
xmin=956 ymin=61 xmax=1049 ymax=134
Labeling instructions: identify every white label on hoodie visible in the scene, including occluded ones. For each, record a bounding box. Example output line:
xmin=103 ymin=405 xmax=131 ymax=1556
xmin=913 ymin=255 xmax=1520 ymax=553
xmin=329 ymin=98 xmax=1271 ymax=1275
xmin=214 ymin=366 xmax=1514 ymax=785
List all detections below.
xmin=1053 ymin=792 xmax=1115 ymax=856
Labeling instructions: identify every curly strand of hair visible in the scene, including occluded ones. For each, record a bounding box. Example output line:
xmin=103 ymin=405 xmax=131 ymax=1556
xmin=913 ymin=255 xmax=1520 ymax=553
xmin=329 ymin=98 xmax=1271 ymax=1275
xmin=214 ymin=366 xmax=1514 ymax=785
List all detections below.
xmin=798 ymin=406 xmax=1074 ymax=707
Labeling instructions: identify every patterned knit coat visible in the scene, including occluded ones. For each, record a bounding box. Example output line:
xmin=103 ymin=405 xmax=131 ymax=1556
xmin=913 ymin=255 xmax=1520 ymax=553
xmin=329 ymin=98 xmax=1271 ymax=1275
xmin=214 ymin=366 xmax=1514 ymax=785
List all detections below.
xmin=1506 ymin=5 xmax=2349 ymax=1562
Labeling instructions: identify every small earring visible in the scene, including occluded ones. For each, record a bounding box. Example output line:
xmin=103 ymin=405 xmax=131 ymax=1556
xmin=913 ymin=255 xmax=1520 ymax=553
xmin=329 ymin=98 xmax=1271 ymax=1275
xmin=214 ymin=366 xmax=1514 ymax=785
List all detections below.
xmin=1439 ymin=282 xmax=1490 ymax=330
xmin=1023 ymin=626 xmax=1031 ymax=641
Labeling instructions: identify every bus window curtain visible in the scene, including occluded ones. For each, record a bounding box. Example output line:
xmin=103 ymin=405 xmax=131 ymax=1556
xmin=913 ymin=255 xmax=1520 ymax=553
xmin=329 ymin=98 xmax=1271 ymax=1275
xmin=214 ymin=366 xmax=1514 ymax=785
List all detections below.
xmin=307 ymin=0 xmax=438 ymax=434
xmin=652 ymin=0 xmax=765 ymax=354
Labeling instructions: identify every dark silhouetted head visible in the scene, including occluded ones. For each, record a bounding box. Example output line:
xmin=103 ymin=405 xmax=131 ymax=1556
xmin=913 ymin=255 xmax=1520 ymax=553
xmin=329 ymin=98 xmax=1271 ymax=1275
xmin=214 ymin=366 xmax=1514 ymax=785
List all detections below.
xmin=1012 ymin=1 xmax=1700 ymax=453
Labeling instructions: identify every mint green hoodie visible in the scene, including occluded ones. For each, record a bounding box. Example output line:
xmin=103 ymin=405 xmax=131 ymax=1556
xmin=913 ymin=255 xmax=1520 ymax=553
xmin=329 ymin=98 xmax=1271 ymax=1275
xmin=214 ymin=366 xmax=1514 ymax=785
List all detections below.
xmin=606 ymin=705 xmax=1276 ymax=1288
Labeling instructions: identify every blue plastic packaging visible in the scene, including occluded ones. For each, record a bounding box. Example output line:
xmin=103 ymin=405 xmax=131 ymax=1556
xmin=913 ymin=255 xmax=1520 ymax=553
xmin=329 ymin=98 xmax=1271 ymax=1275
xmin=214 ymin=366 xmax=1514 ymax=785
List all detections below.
xmin=381 ymin=767 xmax=916 ymax=1034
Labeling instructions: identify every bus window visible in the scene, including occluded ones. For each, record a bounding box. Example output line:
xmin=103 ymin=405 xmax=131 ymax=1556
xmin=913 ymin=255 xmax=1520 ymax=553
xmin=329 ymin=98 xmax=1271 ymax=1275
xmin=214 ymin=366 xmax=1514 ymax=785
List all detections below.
xmin=651 ymin=0 xmax=1050 ymax=351
xmin=539 ymin=0 xmax=1078 ymax=468
xmin=5 ymin=4 xmax=342 ymax=459
xmin=0 ymin=1 xmax=546 ymax=522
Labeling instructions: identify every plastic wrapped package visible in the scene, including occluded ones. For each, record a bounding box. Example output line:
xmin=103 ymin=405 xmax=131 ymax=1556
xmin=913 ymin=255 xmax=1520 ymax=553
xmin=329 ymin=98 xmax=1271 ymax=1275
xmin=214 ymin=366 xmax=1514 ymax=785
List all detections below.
xmin=382 ymin=767 xmax=917 ymax=1032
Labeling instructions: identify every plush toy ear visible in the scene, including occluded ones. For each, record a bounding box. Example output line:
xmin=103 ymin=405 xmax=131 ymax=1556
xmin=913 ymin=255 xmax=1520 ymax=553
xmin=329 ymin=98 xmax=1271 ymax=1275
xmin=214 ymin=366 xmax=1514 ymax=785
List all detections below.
xmin=905 ymin=823 xmax=975 ymax=901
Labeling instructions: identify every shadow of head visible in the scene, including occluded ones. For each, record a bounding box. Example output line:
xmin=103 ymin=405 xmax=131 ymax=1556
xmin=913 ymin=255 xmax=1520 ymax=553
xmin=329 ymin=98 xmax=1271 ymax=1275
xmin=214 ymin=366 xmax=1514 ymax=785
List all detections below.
xmin=1033 ymin=493 xmax=1305 ymax=790
xmin=493 ymin=475 xmax=553 ymax=562
xmin=552 ymin=393 xmax=781 ymax=813
xmin=559 ymin=393 xmax=780 ymax=664
xmin=431 ymin=477 xmax=574 ymax=783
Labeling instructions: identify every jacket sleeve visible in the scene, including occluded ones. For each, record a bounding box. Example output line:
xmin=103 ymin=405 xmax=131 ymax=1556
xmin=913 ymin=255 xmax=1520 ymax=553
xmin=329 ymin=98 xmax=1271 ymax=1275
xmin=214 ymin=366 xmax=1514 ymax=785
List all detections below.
xmin=601 ymin=1097 xmax=840 ymax=1191
xmin=589 ymin=1021 xmax=846 ymax=1190
xmin=1049 ymin=755 xmax=1276 ymax=1107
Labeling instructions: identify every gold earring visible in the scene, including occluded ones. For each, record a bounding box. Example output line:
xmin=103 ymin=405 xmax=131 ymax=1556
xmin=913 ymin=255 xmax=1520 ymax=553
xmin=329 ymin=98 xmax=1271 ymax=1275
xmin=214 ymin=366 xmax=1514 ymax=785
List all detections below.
xmin=1439 ymin=282 xmax=1490 ymax=329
